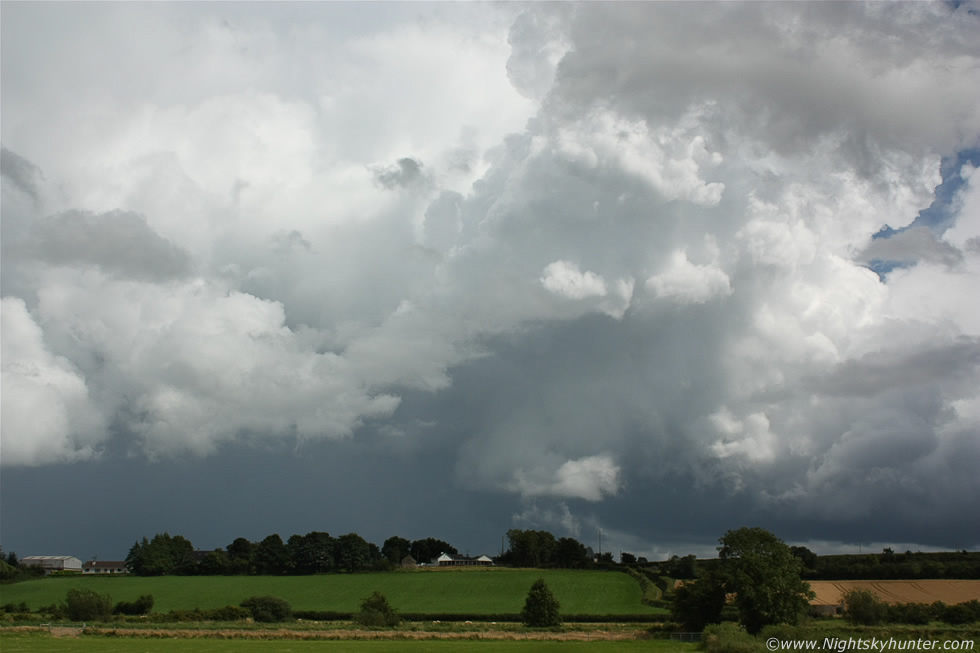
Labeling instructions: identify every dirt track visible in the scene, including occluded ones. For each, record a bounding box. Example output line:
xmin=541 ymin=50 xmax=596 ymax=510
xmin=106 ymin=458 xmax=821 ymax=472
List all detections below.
xmin=809 ymin=580 xmax=980 ymax=606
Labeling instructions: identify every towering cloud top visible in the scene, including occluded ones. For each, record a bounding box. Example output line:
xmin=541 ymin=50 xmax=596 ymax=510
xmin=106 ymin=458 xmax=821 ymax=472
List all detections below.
xmin=2 ymin=2 xmax=978 ymax=552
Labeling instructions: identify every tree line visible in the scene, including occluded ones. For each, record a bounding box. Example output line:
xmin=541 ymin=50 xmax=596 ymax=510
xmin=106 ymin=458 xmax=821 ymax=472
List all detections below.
xmin=125 ymin=532 xmax=460 ymax=576
xmin=789 ymin=547 xmax=980 ymax=580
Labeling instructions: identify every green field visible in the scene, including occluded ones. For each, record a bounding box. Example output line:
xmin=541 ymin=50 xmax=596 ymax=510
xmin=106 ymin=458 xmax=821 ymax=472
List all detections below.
xmin=0 ymin=569 xmax=663 ymax=616
xmin=0 ymin=633 xmax=695 ymax=653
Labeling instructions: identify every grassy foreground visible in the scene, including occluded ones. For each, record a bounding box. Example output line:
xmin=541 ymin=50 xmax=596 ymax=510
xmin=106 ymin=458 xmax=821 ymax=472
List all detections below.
xmin=0 ymin=568 xmax=663 ymax=616
xmin=0 ymin=632 xmax=695 ymax=653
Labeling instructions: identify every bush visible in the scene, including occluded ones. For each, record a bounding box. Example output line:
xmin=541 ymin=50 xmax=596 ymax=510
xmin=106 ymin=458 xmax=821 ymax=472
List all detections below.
xmin=844 ymin=589 xmax=888 ymax=626
xmin=240 ymin=595 xmax=292 ymax=623
xmin=150 ymin=606 xmax=251 ymax=623
xmin=887 ymin=602 xmax=932 ymax=625
xmin=354 ymin=591 xmax=401 ymax=627
xmin=113 ymin=594 xmax=154 ymax=616
xmin=521 ymin=578 xmax=561 ymax=628
xmin=65 ymin=588 xmax=112 ymax=621
xmin=702 ymin=623 xmax=765 ymax=653
xmin=1 ymin=602 xmax=29 ymax=614
xmin=209 ymin=605 xmax=252 ymax=621
xmin=940 ymin=600 xmax=980 ymax=625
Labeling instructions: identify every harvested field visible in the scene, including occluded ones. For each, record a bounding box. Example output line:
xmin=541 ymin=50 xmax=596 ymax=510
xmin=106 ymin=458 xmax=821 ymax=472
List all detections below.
xmin=809 ymin=580 xmax=980 ymax=606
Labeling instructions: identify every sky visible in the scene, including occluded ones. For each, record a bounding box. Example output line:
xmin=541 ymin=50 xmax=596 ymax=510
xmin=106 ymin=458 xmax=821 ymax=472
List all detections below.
xmin=2 ymin=1 xmax=980 ymax=563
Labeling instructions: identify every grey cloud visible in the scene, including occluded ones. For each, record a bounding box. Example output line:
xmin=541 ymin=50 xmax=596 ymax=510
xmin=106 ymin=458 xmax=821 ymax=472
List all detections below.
xmin=553 ymin=3 xmax=980 ymax=160
xmin=1 ymin=146 xmax=42 ymax=203
xmin=374 ymin=157 xmax=425 ymax=189
xmin=270 ymin=229 xmax=313 ymax=255
xmin=802 ymin=340 xmax=980 ymax=398
xmin=27 ymin=210 xmax=192 ymax=282
xmin=857 ymin=227 xmax=964 ymax=269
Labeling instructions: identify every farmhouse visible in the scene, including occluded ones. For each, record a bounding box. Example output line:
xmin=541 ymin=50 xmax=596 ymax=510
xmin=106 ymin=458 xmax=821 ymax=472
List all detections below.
xmin=82 ymin=560 xmax=128 ymax=574
xmin=434 ymin=553 xmax=494 ymax=567
xmin=20 ymin=556 xmax=82 ymax=573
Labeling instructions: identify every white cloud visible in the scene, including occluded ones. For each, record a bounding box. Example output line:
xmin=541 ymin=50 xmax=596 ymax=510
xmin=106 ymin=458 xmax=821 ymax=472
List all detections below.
xmin=646 ymin=249 xmax=731 ymax=304
xmin=541 ymin=260 xmax=607 ymax=299
xmin=511 ymin=454 xmax=622 ymax=502
xmin=1 ymin=297 xmax=105 ymax=465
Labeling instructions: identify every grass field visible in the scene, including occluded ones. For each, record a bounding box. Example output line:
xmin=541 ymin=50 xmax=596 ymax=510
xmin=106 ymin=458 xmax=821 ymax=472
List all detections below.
xmin=0 ymin=632 xmax=695 ymax=653
xmin=0 ymin=569 xmax=663 ymax=615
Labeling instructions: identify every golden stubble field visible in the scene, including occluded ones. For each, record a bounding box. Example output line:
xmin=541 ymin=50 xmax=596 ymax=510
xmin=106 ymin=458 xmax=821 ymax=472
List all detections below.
xmin=809 ymin=580 xmax=980 ymax=606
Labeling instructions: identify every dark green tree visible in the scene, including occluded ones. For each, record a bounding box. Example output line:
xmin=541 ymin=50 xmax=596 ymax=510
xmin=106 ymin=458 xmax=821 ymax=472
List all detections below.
xmin=198 ymin=550 xmax=231 ymax=575
xmin=409 ymin=538 xmax=457 ymax=564
xmin=553 ymin=537 xmax=590 ymax=569
xmin=255 ymin=534 xmax=289 ymax=575
xmin=521 ymin=578 xmax=561 ymax=627
xmin=382 ymin=536 xmax=412 ymax=564
xmin=336 ymin=533 xmax=372 ymax=573
xmin=790 ymin=546 xmax=818 ymax=576
xmin=287 ymin=531 xmax=335 ymax=574
xmin=506 ymin=530 xmax=557 ymax=567
xmin=226 ymin=537 xmax=256 ymax=575
xmin=354 ymin=590 xmax=401 ymax=627
xmin=717 ymin=527 xmax=814 ymax=634
xmin=665 ymin=554 xmax=698 ymax=579
xmin=671 ymin=572 xmax=727 ymax=631
xmin=126 ymin=533 xmax=195 ymax=575
xmin=843 ymin=588 xmax=888 ymax=625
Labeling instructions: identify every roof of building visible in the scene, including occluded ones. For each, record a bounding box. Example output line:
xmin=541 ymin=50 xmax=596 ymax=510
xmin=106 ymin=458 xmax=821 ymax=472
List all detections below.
xmin=82 ymin=560 xmax=128 ymax=569
xmin=22 ymin=556 xmax=79 ymax=561
xmin=436 ymin=553 xmax=493 ymax=562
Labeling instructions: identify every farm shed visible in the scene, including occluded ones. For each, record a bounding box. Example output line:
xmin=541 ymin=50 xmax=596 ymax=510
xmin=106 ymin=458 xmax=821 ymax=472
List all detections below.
xmin=20 ymin=555 xmax=82 ymax=572
xmin=400 ymin=555 xmax=418 ymax=568
xmin=82 ymin=560 xmax=128 ymax=574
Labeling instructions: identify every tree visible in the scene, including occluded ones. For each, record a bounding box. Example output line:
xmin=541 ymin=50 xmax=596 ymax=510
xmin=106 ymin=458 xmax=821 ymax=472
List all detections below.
xmin=255 ymin=534 xmax=290 ymax=575
xmin=665 ymin=554 xmax=698 ymax=579
xmin=620 ymin=552 xmax=637 ymax=565
xmin=717 ymin=527 xmax=814 ymax=634
xmin=126 ymin=533 xmax=195 ymax=576
xmin=521 ymin=578 xmax=562 ymax=627
xmin=198 ymin=550 xmax=231 ymax=575
xmin=790 ymin=546 xmax=818 ymax=576
xmin=226 ymin=537 xmax=256 ymax=574
xmin=409 ymin=538 xmax=457 ymax=564
xmin=506 ymin=530 xmax=557 ymax=567
xmin=355 ymin=590 xmax=401 ymax=627
xmin=671 ymin=573 xmax=727 ymax=631
xmin=287 ymin=531 xmax=335 ymax=574
xmin=336 ymin=533 xmax=371 ymax=573
xmin=382 ymin=536 xmax=412 ymax=564
xmin=843 ymin=588 xmax=888 ymax=625
xmin=554 ymin=537 xmax=590 ymax=569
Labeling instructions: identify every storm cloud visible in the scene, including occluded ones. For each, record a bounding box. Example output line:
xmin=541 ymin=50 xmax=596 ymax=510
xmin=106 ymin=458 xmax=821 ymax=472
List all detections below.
xmin=2 ymin=2 xmax=979 ymax=558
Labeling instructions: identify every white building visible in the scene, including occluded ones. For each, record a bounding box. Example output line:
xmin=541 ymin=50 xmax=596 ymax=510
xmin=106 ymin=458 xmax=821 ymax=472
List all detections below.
xmin=20 ymin=555 xmax=83 ymax=572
